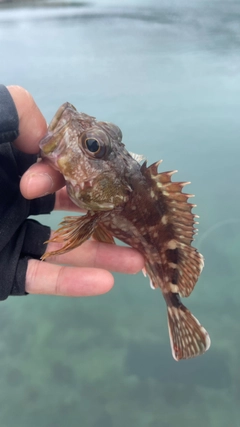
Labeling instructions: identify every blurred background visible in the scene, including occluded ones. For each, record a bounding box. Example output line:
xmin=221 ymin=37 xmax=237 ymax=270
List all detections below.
xmin=1 ymin=0 xmax=240 ymax=426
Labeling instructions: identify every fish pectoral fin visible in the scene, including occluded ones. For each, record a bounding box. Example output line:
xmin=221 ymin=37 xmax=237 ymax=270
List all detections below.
xmin=166 ymin=293 xmax=210 ymax=361
xmin=41 ymin=213 xmax=99 ymax=260
xmin=92 ymin=223 xmax=115 ymax=244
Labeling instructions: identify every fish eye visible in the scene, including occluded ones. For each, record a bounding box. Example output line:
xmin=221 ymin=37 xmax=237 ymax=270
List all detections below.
xmin=86 ymin=138 xmax=100 ymax=153
xmin=82 ymin=135 xmax=107 ymax=158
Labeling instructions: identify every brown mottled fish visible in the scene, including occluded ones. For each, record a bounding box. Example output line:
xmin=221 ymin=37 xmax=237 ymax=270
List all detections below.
xmin=40 ymin=102 xmax=210 ymax=361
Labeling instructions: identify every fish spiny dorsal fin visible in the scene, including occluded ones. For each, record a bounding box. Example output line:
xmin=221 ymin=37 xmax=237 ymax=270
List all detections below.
xmin=140 ymin=159 xmax=163 ymax=178
xmin=141 ymin=160 xmax=203 ymax=297
xmin=129 ymin=152 xmax=146 ymax=164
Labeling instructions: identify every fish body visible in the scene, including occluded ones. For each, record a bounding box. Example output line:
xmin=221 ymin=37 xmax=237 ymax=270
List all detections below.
xmin=40 ymin=102 xmax=210 ymax=361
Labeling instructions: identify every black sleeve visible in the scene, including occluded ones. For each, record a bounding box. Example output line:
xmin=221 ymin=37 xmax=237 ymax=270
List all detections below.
xmin=0 ymin=85 xmax=19 ymax=144
xmin=0 ymin=85 xmax=55 ymax=300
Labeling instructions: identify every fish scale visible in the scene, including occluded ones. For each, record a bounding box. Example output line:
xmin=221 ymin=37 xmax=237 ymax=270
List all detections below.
xmin=40 ymin=102 xmax=210 ymax=361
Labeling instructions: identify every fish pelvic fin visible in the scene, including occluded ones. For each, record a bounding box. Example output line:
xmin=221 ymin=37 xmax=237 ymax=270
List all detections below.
xmin=166 ymin=292 xmax=210 ymax=361
xmin=41 ymin=212 xmax=101 ymax=260
xmin=92 ymin=223 xmax=115 ymax=244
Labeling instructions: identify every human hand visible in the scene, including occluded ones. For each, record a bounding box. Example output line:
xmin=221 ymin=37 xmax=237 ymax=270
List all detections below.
xmin=7 ymin=86 xmax=144 ymax=297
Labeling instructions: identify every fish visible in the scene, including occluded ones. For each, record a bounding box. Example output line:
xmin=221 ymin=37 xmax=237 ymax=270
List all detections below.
xmin=39 ymin=102 xmax=211 ymax=361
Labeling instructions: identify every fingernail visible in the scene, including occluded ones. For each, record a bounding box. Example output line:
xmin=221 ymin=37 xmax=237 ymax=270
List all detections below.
xmin=27 ymin=173 xmax=54 ymax=197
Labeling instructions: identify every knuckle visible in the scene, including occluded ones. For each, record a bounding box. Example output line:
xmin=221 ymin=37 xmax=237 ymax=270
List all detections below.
xmin=54 ymin=265 xmax=65 ymax=296
xmin=25 ymin=259 xmax=39 ymax=293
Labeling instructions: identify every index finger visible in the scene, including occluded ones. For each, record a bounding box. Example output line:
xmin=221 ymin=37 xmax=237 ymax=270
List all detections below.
xmin=6 ymin=86 xmax=66 ymax=198
xmin=7 ymin=85 xmax=47 ymax=154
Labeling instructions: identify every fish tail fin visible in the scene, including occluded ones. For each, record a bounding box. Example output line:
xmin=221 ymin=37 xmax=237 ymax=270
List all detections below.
xmin=166 ymin=292 xmax=211 ymax=361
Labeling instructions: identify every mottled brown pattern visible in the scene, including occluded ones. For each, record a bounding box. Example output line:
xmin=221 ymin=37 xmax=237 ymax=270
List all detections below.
xmin=40 ymin=102 xmax=210 ymax=361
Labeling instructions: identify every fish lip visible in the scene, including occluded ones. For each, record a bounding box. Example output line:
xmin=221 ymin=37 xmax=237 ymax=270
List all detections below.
xmin=39 ymin=132 xmax=54 ymax=151
xmin=39 ymin=124 xmax=69 ymax=159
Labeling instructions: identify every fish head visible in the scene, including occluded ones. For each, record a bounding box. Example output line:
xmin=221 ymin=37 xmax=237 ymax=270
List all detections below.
xmin=40 ymin=102 xmax=134 ymax=210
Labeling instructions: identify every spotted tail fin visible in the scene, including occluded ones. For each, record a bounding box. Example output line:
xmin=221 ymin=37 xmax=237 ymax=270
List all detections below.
xmin=166 ymin=292 xmax=210 ymax=361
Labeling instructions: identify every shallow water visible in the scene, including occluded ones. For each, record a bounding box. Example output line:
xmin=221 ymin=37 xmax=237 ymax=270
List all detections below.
xmin=1 ymin=1 xmax=240 ymax=426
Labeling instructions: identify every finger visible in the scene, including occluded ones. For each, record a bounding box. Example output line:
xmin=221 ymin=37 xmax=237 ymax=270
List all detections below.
xmin=20 ymin=165 xmax=85 ymax=210
xmin=54 ymin=187 xmax=85 ymax=212
xmin=20 ymin=159 xmax=66 ymax=199
xmin=7 ymin=86 xmax=47 ymax=154
xmin=45 ymin=238 xmax=145 ymax=274
xmin=26 ymin=259 xmax=114 ymax=296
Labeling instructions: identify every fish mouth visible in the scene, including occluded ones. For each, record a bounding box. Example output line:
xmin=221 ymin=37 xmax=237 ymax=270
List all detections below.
xmin=39 ymin=122 xmax=69 ymax=157
xmin=39 ymin=132 xmax=56 ymax=154
xmin=67 ymin=180 xmax=115 ymax=211
xmin=79 ymin=180 xmax=93 ymax=191
xmin=67 ymin=178 xmax=94 ymax=195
